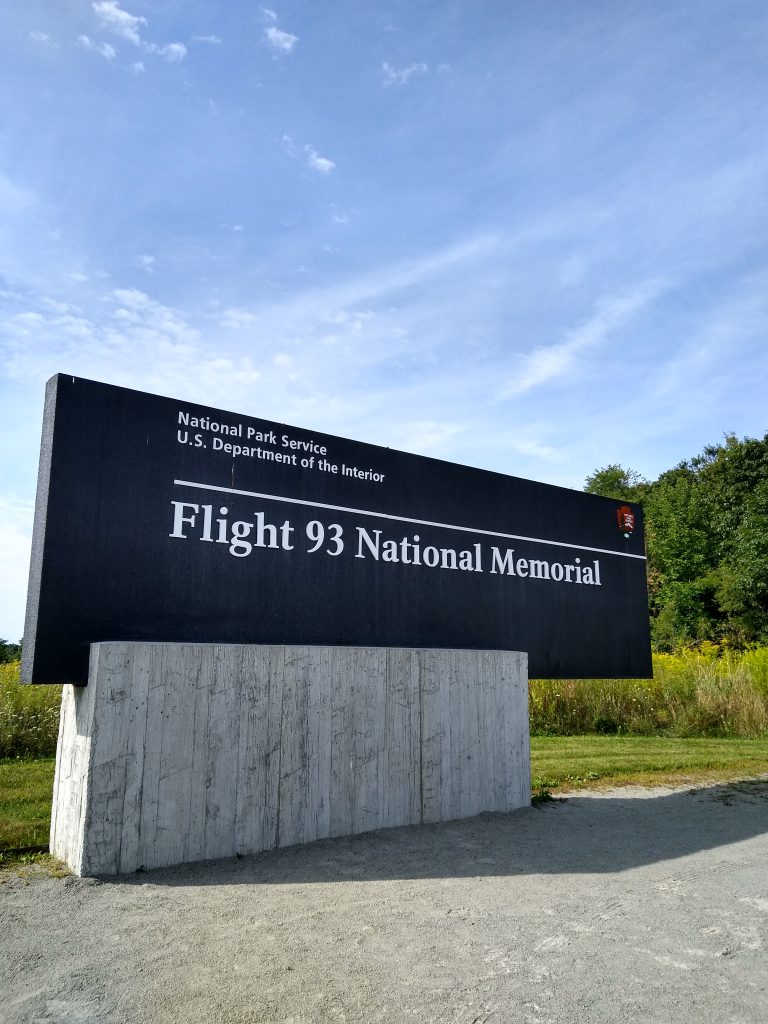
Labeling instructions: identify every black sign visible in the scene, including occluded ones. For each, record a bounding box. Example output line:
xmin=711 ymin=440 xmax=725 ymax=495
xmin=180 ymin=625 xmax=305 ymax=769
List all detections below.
xmin=22 ymin=375 xmax=652 ymax=684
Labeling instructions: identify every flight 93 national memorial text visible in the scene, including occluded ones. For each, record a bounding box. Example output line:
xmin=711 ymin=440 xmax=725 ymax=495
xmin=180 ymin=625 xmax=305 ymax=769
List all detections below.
xmin=23 ymin=375 xmax=652 ymax=684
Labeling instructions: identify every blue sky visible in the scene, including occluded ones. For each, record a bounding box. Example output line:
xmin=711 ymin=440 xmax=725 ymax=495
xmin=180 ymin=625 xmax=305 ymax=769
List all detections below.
xmin=1 ymin=1 xmax=767 ymax=641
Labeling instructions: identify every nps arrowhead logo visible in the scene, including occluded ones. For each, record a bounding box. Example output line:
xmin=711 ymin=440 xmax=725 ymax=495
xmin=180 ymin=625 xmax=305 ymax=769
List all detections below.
xmin=616 ymin=505 xmax=635 ymax=538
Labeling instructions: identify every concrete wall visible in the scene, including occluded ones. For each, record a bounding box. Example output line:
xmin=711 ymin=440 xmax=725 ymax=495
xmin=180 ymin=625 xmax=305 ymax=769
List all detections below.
xmin=51 ymin=643 xmax=530 ymax=876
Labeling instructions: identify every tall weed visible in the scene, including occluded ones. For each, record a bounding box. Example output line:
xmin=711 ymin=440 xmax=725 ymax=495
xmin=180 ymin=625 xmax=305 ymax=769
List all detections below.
xmin=740 ymin=646 xmax=768 ymax=696
xmin=530 ymin=645 xmax=768 ymax=738
xmin=0 ymin=663 xmax=61 ymax=758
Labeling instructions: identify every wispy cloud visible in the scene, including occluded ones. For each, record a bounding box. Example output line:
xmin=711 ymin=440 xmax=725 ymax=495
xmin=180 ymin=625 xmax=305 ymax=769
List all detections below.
xmin=262 ymin=10 xmax=298 ymax=55
xmin=305 ymin=146 xmax=335 ymax=175
xmin=501 ymin=281 xmax=665 ymax=399
xmin=391 ymin=420 xmax=466 ymax=455
xmin=264 ymin=25 xmax=298 ymax=55
xmin=650 ymin=280 xmax=768 ymax=410
xmin=77 ymin=35 xmax=116 ymax=61
xmin=87 ymin=1 xmax=186 ymax=64
xmin=382 ymin=61 xmax=428 ymax=87
xmin=505 ymin=437 xmax=558 ymax=460
xmin=220 ymin=307 xmax=258 ymax=329
xmin=135 ymin=253 xmax=155 ymax=273
xmin=0 ymin=233 xmax=501 ymax=427
xmin=560 ymin=254 xmax=586 ymax=288
xmin=0 ymin=173 xmax=36 ymax=212
xmin=193 ymin=35 xmax=222 ymax=45
xmin=282 ymin=136 xmax=336 ymax=175
xmin=29 ymin=31 xmax=56 ymax=48
xmin=144 ymin=41 xmax=187 ymax=62
xmin=0 ymin=287 xmax=260 ymax=402
xmin=92 ymin=0 xmax=146 ymax=45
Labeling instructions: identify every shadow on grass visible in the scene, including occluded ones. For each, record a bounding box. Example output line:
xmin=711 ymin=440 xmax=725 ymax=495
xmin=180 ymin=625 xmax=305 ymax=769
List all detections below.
xmin=100 ymin=778 xmax=768 ymax=887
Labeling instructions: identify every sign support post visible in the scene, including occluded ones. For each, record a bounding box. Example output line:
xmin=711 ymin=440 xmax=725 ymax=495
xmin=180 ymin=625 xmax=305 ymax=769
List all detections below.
xmin=51 ymin=642 xmax=530 ymax=876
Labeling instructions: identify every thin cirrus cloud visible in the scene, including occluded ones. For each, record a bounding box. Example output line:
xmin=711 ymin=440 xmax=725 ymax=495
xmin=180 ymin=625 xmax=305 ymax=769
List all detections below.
xmin=501 ymin=280 xmax=666 ymax=399
xmin=381 ymin=61 xmax=428 ymax=86
xmin=1 ymin=287 xmax=256 ymax=402
xmin=0 ymin=233 xmax=500 ymax=409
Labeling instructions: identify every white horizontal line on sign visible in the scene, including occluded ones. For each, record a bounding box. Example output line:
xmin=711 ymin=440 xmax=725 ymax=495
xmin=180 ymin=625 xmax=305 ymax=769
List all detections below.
xmin=173 ymin=479 xmax=647 ymax=561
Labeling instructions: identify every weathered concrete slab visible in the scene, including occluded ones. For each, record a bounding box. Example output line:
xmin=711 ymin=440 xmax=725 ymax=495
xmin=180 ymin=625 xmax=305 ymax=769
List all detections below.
xmin=51 ymin=643 xmax=529 ymax=875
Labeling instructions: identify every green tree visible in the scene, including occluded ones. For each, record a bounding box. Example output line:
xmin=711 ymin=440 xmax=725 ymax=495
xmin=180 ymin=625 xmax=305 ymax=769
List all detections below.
xmin=584 ymin=464 xmax=646 ymax=501
xmin=585 ymin=432 xmax=768 ymax=650
xmin=715 ymin=478 xmax=768 ymax=643
xmin=0 ymin=639 xmax=22 ymax=664
xmin=642 ymin=467 xmax=716 ymax=649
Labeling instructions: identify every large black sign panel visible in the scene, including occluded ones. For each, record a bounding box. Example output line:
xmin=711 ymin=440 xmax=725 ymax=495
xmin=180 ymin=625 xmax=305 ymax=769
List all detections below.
xmin=23 ymin=374 xmax=652 ymax=683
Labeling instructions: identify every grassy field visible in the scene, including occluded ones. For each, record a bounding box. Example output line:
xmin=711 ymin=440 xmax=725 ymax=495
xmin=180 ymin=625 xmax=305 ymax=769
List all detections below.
xmin=2 ymin=736 xmax=767 ymax=855
xmin=530 ymin=735 xmax=768 ymax=793
xmin=0 ymin=757 xmax=56 ymax=851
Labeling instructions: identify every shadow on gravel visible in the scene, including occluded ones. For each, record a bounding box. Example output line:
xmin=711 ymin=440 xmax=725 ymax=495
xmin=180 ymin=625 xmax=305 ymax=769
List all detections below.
xmin=106 ymin=780 xmax=768 ymax=888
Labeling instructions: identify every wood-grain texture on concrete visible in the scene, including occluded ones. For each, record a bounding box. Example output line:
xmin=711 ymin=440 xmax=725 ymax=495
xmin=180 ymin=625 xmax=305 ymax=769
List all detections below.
xmin=51 ymin=643 xmax=530 ymax=875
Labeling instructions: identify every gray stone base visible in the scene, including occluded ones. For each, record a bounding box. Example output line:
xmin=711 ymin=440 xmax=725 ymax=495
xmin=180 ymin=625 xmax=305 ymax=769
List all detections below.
xmin=51 ymin=643 xmax=530 ymax=876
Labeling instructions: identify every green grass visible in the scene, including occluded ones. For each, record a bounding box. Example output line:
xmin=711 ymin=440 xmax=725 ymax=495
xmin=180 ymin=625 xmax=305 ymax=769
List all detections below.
xmin=0 ymin=757 xmax=56 ymax=850
xmin=531 ymin=735 xmax=768 ymax=792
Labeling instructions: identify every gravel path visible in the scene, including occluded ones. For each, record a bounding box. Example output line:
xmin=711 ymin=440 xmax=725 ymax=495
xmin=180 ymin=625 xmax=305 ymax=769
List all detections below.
xmin=2 ymin=779 xmax=768 ymax=1024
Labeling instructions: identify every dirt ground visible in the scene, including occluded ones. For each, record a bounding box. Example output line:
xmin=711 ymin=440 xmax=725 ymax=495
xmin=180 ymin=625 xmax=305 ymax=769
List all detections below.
xmin=2 ymin=779 xmax=768 ymax=1024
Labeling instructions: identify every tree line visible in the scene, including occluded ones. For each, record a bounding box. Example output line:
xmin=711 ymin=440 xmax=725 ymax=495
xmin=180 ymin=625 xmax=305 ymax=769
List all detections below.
xmin=585 ymin=432 xmax=768 ymax=650
xmin=0 ymin=640 xmax=22 ymax=664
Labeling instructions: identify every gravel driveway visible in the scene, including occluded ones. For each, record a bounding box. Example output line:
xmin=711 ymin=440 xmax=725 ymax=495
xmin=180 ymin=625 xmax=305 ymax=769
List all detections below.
xmin=2 ymin=779 xmax=767 ymax=1023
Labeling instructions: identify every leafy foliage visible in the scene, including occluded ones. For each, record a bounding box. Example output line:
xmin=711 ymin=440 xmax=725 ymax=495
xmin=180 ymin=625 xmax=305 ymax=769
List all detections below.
xmin=585 ymin=433 xmax=768 ymax=649
xmin=583 ymin=464 xmax=646 ymax=500
xmin=0 ymin=640 xmax=22 ymax=665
